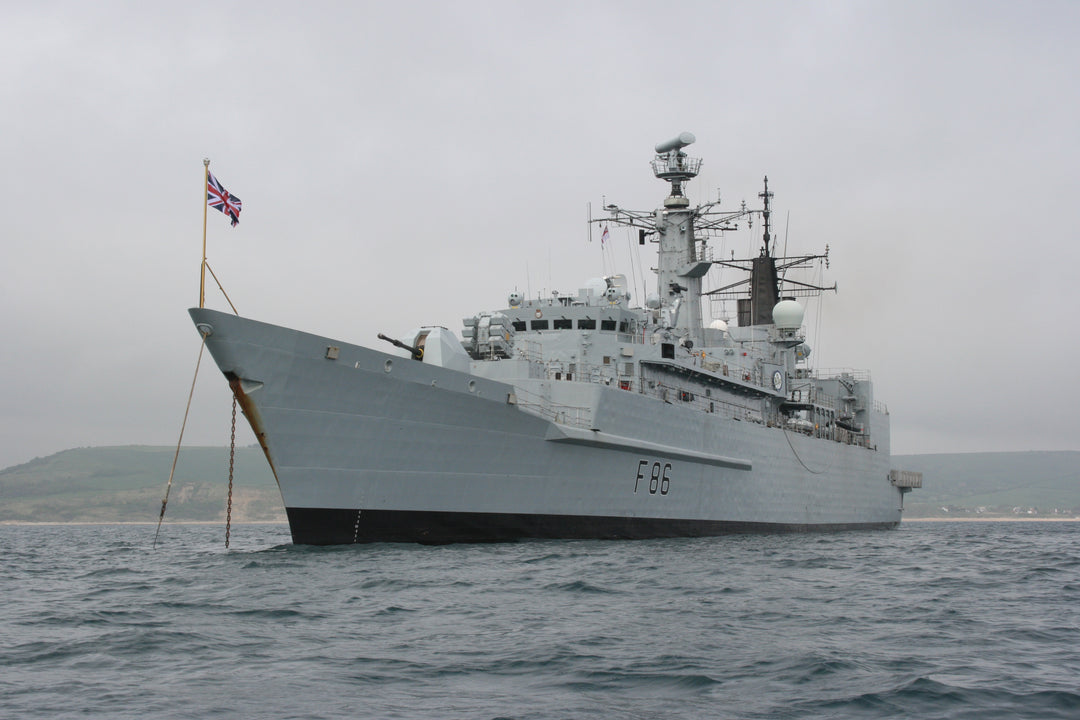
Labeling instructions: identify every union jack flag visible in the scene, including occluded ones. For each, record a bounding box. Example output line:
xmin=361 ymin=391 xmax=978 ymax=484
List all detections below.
xmin=207 ymin=172 xmax=242 ymax=226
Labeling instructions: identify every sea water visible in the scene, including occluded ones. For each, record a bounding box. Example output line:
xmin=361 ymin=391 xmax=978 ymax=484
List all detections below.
xmin=1 ymin=521 xmax=1077 ymax=719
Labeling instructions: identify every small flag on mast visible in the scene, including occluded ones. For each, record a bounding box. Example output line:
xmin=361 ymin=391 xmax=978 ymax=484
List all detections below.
xmin=207 ymin=172 xmax=242 ymax=226
xmin=600 ymin=225 xmax=610 ymax=245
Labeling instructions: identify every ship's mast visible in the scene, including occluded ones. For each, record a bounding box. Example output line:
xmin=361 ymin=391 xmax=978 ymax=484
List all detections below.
xmin=760 ymin=176 xmax=773 ymax=255
xmin=747 ymin=176 xmax=781 ymax=326
xmin=706 ymin=175 xmax=836 ymax=324
xmin=598 ymin=135 xmax=830 ymax=337
xmin=650 ymin=133 xmax=707 ymax=345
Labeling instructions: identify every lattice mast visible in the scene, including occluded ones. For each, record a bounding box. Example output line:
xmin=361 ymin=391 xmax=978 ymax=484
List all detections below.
xmin=597 ymin=133 xmax=835 ymax=341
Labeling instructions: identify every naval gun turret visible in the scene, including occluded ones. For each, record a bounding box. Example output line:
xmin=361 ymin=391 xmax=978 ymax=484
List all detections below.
xmin=378 ymin=332 xmax=423 ymax=360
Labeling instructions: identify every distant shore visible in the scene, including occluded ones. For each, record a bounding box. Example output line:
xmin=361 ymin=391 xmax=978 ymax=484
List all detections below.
xmin=0 ymin=520 xmax=287 ymax=526
xmin=904 ymin=516 xmax=1080 ymax=522
xmin=4 ymin=518 xmax=1078 ymax=527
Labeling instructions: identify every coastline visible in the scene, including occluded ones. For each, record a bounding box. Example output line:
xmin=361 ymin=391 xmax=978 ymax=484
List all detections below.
xmin=4 ymin=518 xmax=1079 ymax=527
xmin=0 ymin=520 xmax=288 ymax=526
xmin=903 ymin=516 xmax=1080 ymax=522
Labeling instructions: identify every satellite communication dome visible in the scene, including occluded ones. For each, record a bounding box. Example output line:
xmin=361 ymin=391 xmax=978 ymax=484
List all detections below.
xmin=772 ymin=300 xmax=805 ymax=330
xmin=645 ymin=293 xmax=662 ymax=309
xmin=709 ymin=319 xmax=728 ymax=332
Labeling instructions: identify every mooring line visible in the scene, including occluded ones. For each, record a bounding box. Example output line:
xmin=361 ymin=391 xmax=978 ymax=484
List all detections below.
xmin=153 ymin=332 xmax=208 ymax=549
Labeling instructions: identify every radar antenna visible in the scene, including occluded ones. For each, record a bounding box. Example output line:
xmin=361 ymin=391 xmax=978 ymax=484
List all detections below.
xmin=651 ymin=132 xmax=701 ymax=208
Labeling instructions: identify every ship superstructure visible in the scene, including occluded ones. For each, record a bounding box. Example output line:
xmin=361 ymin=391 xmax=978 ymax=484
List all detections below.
xmin=462 ymin=134 xmax=889 ymax=455
xmin=190 ymin=133 xmax=919 ymax=544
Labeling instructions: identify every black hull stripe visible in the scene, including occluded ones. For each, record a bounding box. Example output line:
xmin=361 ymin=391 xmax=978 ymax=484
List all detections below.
xmin=285 ymin=507 xmax=900 ymax=545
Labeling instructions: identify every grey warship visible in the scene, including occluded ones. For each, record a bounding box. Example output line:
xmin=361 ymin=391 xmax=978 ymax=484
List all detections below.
xmin=190 ymin=133 xmax=920 ymax=545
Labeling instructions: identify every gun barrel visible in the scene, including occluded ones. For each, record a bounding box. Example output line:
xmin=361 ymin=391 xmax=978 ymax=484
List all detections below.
xmin=378 ymin=333 xmax=423 ymax=360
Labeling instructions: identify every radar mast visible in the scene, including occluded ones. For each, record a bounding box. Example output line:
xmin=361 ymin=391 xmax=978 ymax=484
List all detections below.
xmin=596 ymin=134 xmax=835 ymax=338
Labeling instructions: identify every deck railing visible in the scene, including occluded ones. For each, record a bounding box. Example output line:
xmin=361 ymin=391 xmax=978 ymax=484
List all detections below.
xmin=513 ymin=386 xmax=594 ymax=429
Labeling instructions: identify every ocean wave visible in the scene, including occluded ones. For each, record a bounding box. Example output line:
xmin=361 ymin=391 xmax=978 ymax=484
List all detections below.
xmin=2 ymin=522 xmax=1078 ymax=720
xmin=778 ymin=674 xmax=1080 ymax=720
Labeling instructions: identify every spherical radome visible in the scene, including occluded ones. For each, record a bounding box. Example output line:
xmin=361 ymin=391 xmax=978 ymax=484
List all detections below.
xmin=772 ymin=300 xmax=804 ymax=330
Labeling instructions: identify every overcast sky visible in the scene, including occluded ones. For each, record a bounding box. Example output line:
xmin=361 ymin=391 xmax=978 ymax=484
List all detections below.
xmin=2 ymin=0 xmax=1077 ymax=470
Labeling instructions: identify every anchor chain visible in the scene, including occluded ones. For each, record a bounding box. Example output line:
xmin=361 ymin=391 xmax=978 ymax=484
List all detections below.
xmin=225 ymin=395 xmax=236 ymax=548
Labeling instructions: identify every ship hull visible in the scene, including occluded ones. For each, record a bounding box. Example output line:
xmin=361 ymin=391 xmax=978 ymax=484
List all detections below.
xmin=286 ymin=507 xmax=897 ymax=545
xmin=191 ymin=308 xmax=904 ymax=545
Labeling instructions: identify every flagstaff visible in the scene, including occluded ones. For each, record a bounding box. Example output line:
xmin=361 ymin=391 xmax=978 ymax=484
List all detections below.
xmin=201 ymin=158 xmax=210 ymax=308
xmin=201 ymin=160 xmax=242 ymax=309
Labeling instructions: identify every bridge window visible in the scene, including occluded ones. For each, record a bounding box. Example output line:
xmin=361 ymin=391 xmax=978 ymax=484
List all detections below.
xmin=512 ymin=320 xmax=526 ymax=331
xmin=578 ymin=318 xmax=596 ymax=329
xmin=601 ymin=319 xmax=616 ymax=331
xmin=553 ymin=318 xmax=572 ymax=329
xmin=531 ymin=320 xmax=549 ymax=330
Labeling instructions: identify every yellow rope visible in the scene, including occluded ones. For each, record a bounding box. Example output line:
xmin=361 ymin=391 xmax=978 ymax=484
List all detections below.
xmin=153 ymin=333 xmax=207 ymax=549
xmin=204 ymin=261 xmax=239 ymax=316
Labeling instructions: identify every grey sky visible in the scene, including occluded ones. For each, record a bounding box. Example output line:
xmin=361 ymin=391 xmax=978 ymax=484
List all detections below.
xmin=2 ymin=0 xmax=1077 ymax=470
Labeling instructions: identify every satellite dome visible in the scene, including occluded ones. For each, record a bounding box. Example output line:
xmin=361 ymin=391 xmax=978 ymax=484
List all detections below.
xmin=772 ymin=300 xmax=804 ymax=330
xmin=709 ymin=319 xmax=728 ymax=332
xmin=645 ymin=294 xmax=661 ymax=309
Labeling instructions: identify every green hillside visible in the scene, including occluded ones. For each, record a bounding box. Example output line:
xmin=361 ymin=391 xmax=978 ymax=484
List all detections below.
xmin=0 ymin=445 xmax=283 ymax=523
xmin=894 ymin=451 xmax=1080 ymax=518
xmin=2 ymin=446 xmax=1078 ymax=522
